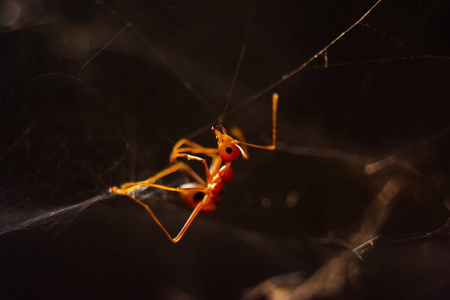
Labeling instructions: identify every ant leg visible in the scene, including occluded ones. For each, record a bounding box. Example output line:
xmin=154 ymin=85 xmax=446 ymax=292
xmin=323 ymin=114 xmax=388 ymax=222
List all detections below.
xmin=170 ymin=201 xmax=204 ymax=243
xmin=173 ymin=153 xmax=215 ymax=183
xmin=174 ymin=147 xmax=219 ymax=158
xmin=116 ymin=182 xmax=205 ymax=195
xmin=124 ymin=192 xmax=205 ymax=243
xmin=111 ymin=161 xmax=206 ymax=194
xmin=170 ymin=139 xmax=218 ymax=161
xmin=143 ymin=161 xmax=205 ymax=185
xmin=238 ymin=93 xmax=278 ymax=151
xmin=109 ymin=162 xmax=212 ymax=242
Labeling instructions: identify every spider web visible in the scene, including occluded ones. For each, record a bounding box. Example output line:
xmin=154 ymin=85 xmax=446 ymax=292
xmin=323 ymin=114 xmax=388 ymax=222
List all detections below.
xmin=0 ymin=0 xmax=449 ymax=299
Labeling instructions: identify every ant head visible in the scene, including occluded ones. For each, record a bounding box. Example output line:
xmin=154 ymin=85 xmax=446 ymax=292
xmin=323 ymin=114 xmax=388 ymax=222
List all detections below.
xmin=212 ymin=125 xmax=245 ymax=162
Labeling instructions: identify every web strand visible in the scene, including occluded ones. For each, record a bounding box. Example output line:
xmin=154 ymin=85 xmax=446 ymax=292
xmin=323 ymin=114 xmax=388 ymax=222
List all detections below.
xmin=218 ymin=45 xmax=247 ymax=124
xmin=227 ymin=0 xmax=383 ymax=115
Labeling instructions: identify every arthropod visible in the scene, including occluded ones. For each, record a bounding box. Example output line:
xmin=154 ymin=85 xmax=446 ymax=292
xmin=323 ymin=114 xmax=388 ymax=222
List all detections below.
xmin=110 ymin=93 xmax=279 ymax=243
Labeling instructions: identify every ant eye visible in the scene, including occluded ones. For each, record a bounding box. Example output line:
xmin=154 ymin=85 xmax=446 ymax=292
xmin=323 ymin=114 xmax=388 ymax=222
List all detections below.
xmin=219 ymin=143 xmax=240 ymax=162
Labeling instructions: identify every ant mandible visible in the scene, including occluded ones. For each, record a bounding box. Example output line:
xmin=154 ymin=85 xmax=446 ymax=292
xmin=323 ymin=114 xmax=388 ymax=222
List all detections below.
xmin=110 ymin=93 xmax=279 ymax=243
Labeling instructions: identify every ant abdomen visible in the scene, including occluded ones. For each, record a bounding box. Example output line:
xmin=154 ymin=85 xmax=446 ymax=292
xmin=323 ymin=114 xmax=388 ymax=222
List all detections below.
xmin=179 ymin=182 xmax=219 ymax=212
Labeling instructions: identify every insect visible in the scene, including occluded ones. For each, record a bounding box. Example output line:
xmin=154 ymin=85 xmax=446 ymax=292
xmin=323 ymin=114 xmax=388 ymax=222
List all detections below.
xmin=110 ymin=93 xmax=279 ymax=243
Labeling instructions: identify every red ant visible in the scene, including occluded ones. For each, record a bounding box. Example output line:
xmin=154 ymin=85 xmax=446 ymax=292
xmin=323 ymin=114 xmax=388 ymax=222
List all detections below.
xmin=110 ymin=93 xmax=279 ymax=243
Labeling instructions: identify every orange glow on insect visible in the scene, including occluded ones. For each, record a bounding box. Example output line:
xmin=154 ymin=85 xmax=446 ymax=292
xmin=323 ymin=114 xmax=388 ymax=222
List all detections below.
xmin=110 ymin=93 xmax=279 ymax=243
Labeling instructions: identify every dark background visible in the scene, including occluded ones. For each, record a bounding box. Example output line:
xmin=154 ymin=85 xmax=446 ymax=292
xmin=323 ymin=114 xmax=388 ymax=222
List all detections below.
xmin=0 ymin=0 xmax=449 ymax=299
